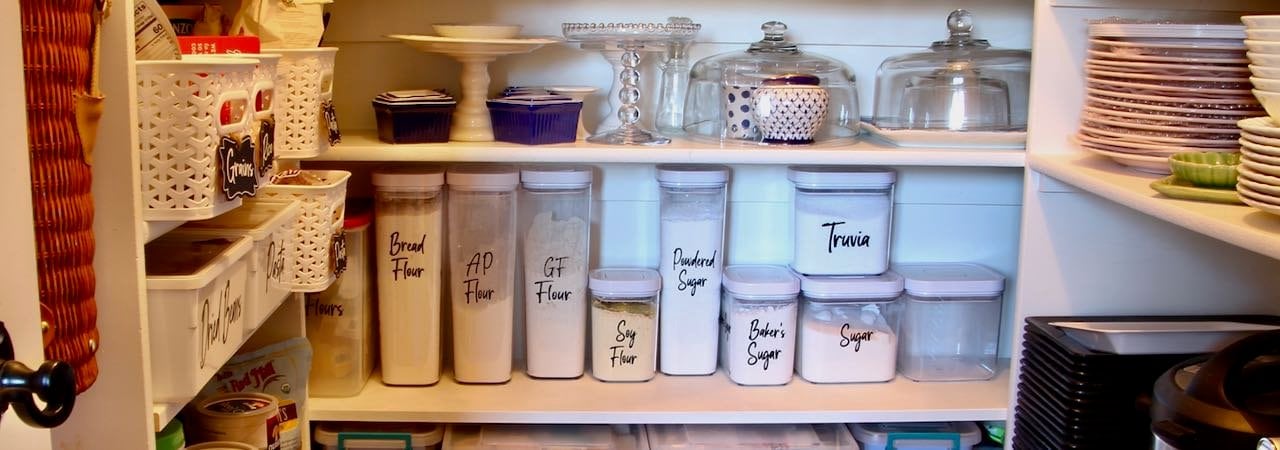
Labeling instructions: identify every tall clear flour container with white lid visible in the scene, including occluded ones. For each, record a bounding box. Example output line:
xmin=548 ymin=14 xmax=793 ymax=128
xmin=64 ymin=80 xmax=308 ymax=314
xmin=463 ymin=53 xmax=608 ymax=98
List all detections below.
xmin=373 ymin=167 xmax=445 ymax=386
xmin=590 ymin=268 xmax=661 ymax=382
xmin=519 ymin=166 xmax=593 ymax=379
xmin=896 ymin=262 xmax=1004 ymax=381
xmin=787 ymin=166 xmax=896 ymax=276
xmin=446 ymin=166 xmax=520 ymax=383
xmin=796 ymin=271 xmax=904 ymax=384
xmin=719 ymin=265 xmax=800 ymax=386
xmin=656 ymin=164 xmax=730 ymax=376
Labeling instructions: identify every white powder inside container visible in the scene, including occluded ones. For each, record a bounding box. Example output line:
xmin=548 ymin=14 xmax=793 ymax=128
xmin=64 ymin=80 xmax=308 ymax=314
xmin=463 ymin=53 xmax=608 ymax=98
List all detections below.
xmin=797 ymin=303 xmax=897 ymax=383
xmin=792 ymin=192 xmax=892 ymax=275
xmin=721 ymin=298 xmax=797 ymax=386
xmin=659 ymin=204 xmax=724 ymax=375
xmin=591 ymin=298 xmax=657 ymax=382
xmin=449 ymin=216 xmax=516 ymax=383
xmin=522 ymin=212 xmax=589 ymax=378
xmin=375 ymin=198 xmax=443 ymax=385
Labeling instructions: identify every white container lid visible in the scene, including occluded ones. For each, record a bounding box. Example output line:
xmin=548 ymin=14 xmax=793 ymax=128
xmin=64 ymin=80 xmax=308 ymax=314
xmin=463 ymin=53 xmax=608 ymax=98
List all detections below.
xmin=144 ymin=234 xmax=253 ymax=291
xmin=447 ymin=424 xmax=646 ymax=450
xmin=850 ymin=422 xmax=982 ymax=446
xmin=447 ymin=165 xmax=519 ymax=191
xmin=787 ymin=165 xmax=896 ymax=189
xmin=656 ymin=164 xmax=730 ymax=188
xmin=521 ymin=166 xmax=593 ymax=189
xmin=314 ymin=422 xmax=444 ymax=447
xmin=373 ymin=168 xmax=444 ymax=190
xmin=798 ymin=270 xmax=904 ymax=301
xmin=589 ymin=268 xmax=661 ymax=297
xmin=648 ymin=424 xmax=854 ymax=450
xmin=178 ymin=199 xmax=300 ymax=241
xmin=723 ymin=265 xmax=800 ymax=300
xmin=896 ymin=263 xmax=1005 ymax=297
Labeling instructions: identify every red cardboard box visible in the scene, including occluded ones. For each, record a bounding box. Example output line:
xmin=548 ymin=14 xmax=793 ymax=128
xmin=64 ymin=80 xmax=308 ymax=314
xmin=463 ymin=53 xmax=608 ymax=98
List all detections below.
xmin=178 ymin=36 xmax=261 ymax=55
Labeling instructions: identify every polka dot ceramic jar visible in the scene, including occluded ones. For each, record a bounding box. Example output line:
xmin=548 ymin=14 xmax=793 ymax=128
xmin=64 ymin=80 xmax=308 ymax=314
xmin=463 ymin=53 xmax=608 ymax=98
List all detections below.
xmin=752 ymin=73 xmax=829 ymax=144
xmin=723 ymin=85 xmax=759 ymax=139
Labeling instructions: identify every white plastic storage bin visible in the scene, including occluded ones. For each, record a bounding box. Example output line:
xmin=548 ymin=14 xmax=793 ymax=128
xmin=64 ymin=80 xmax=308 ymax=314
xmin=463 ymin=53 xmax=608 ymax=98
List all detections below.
xmin=444 ymin=424 xmax=648 ymax=450
xmin=895 ymin=263 xmax=1005 ymax=382
xmin=258 ymin=170 xmax=352 ymax=292
xmin=849 ymin=422 xmax=980 ymax=450
xmin=719 ymin=265 xmax=800 ymax=386
xmin=266 ymin=47 xmax=339 ymax=159
xmin=315 ymin=422 xmax=444 ymax=450
xmin=188 ymin=53 xmax=284 ymax=185
xmin=647 ymin=424 xmax=857 ymax=449
xmin=308 ymin=205 xmax=375 ymax=397
xmin=788 ymin=166 xmax=896 ymax=276
xmin=136 ymin=58 xmax=259 ymax=221
xmin=796 ymin=272 xmax=904 ymax=384
xmin=178 ymin=199 xmax=301 ymax=332
xmin=144 ymin=234 xmax=252 ymax=403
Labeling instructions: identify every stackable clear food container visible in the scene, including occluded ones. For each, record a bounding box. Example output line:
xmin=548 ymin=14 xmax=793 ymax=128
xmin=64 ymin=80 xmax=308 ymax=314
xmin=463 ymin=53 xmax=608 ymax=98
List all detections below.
xmin=647 ymin=424 xmax=856 ymax=449
xmin=315 ymin=422 xmax=444 ymax=450
xmin=796 ymin=271 xmax=904 ymax=384
xmin=896 ymin=263 xmax=1005 ymax=381
xmin=719 ymin=265 xmax=800 ymax=386
xmin=788 ymin=166 xmax=897 ymax=276
xmin=446 ymin=424 xmax=648 ymax=450
xmin=590 ymin=268 xmax=661 ymax=383
xmin=307 ymin=204 xmax=374 ymax=397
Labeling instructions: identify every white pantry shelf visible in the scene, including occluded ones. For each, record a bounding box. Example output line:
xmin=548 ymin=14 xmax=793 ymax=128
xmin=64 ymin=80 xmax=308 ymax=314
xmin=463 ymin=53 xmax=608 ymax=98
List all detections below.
xmin=308 ymin=363 xmax=1010 ymax=424
xmin=309 ymin=130 xmax=1026 ymax=167
xmin=1030 ymin=153 xmax=1280 ymax=261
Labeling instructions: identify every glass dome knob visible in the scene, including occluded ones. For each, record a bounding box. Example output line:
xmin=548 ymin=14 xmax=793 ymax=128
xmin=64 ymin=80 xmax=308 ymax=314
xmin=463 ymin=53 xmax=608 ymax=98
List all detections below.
xmin=947 ymin=9 xmax=974 ymax=37
xmin=762 ymin=21 xmax=787 ymax=41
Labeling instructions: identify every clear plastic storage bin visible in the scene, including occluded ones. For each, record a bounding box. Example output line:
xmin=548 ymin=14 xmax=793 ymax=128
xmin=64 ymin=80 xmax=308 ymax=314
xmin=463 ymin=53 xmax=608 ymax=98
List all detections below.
xmin=590 ymin=268 xmax=661 ymax=382
xmin=896 ymin=263 xmax=1004 ymax=382
xmin=445 ymin=424 xmax=648 ymax=450
xmin=849 ymin=422 xmax=980 ymax=450
xmin=315 ymin=422 xmax=444 ymax=450
xmin=307 ymin=205 xmax=374 ymax=397
xmin=374 ymin=168 xmax=445 ymax=386
xmin=796 ymin=272 xmax=904 ymax=384
xmin=656 ymin=164 xmax=730 ymax=376
xmin=788 ymin=166 xmax=896 ymax=276
xmin=447 ymin=166 xmax=520 ymax=383
xmin=719 ymin=265 xmax=800 ymax=386
xmin=647 ymin=424 xmax=857 ymax=449
xmin=520 ymin=166 xmax=593 ymax=379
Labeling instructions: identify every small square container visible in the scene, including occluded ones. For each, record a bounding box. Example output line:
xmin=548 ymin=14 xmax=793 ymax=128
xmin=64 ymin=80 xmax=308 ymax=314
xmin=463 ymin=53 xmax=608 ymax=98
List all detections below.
xmin=896 ymin=263 xmax=1005 ymax=382
xmin=445 ymin=424 xmax=648 ymax=450
xmin=487 ymin=95 xmax=583 ymax=145
xmin=589 ymin=268 xmax=661 ymax=382
xmin=373 ymin=90 xmax=456 ymax=144
xmin=849 ymin=422 xmax=981 ymax=450
xmin=788 ymin=166 xmax=896 ymax=276
xmin=145 ymin=234 xmax=253 ymax=403
xmin=719 ymin=265 xmax=800 ymax=386
xmin=178 ymin=199 xmax=301 ymax=332
xmin=796 ymin=271 xmax=904 ymax=384
xmin=315 ymin=422 xmax=444 ymax=450
xmin=647 ymin=424 xmax=857 ymax=449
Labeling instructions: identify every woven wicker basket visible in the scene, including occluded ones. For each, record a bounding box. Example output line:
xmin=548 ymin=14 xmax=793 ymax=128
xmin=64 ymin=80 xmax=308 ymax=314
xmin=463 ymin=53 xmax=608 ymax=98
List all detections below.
xmin=21 ymin=0 xmax=102 ymax=393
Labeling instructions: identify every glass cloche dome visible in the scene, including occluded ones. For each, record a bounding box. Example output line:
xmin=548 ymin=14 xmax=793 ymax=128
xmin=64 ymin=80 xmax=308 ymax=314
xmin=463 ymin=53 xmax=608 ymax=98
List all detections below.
xmin=681 ymin=21 xmax=860 ymax=146
xmin=872 ymin=10 xmax=1030 ymax=131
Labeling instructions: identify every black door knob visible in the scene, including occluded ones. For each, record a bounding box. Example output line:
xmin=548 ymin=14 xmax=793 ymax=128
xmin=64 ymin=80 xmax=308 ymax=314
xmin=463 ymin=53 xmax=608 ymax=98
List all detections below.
xmin=0 ymin=322 xmax=76 ymax=428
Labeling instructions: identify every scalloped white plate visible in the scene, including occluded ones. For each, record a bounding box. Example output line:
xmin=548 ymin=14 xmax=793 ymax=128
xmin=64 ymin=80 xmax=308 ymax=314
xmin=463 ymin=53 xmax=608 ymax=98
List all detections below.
xmin=1088 ymin=48 xmax=1249 ymax=64
xmin=860 ymin=122 xmax=1025 ymax=149
xmin=1238 ymin=117 xmax=1280 ymax=138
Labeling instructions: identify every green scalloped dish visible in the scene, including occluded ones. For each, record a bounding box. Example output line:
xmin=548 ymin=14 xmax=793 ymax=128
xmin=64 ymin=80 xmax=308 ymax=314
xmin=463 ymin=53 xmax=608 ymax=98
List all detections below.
xmin=1150 ymin=176 xmax=1244 ymax=204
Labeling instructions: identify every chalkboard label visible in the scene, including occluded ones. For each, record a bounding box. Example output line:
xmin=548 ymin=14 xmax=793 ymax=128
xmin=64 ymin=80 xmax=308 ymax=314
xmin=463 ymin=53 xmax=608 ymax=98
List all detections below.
xmin=219 ymin=134 xmax=258 ymax=200
xmin=330 ymin=229 xmax=347 ymax=278
xmin=322 ymin=100 xmax=341 ymax=146
xmin=258 ymin=118 xmax=275 ymax=177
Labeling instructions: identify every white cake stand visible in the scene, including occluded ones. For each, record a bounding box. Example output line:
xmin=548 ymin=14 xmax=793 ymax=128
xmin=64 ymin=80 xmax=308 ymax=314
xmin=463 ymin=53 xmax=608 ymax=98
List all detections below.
xmin=389 ymin=34 xmax=559 ymax=142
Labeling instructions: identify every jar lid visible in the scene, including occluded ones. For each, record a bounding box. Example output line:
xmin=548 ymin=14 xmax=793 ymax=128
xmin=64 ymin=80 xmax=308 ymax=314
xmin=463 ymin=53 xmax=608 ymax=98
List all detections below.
xmin=314 ymin=422 xmax=445 ymax=446
xmin=155 ymin=417 xmax=185 ymax=450
xmin=373 ymin=167 xmax=444 ymax=189
xmin=723 ymin=265 xmax=799 ymax=299
xmin=798 ymin=271 xmax=904 ymax=300
xmin=655 ymin=164 xmax=730 ymax=187
xmin=787 ymin=165 xmax=896 ymax=189
xmin=192 ymin=392 xmax=278 ymax=419
xmin=344 ymin=199 xmax=372 ymax=230
xmin=447 ymin=165 xmax=519 ymax=191
xmin=896 ymin=263 xmax=1004 ymax=297
xmin=762 ymin=73 xmax=821 ymax=86
xmin=521 ymin=166 xmax=593 ymax=189
xmin=589 ymin=268 xmax=661 ymax=297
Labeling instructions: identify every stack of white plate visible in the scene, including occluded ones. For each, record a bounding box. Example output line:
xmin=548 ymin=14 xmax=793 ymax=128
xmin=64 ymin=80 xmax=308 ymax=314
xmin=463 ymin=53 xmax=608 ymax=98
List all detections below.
xmin=1245 ymin=15 xmax=1280 ymax=124
xmin=1236 ymin=117 xmax=1280 ymax=215
xmin=1080 ymin=22 xmax=1265 ymax=173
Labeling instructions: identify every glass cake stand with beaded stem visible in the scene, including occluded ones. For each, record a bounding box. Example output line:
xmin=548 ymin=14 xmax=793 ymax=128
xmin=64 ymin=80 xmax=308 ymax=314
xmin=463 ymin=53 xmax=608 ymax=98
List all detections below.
xmin=563 ymin=22 xmax=701 ymax=145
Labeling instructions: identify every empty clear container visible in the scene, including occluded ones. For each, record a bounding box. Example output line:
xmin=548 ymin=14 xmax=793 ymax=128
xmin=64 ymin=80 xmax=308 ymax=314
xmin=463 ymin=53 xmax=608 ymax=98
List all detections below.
xmin=849 ymin=422 xmax=982 ymax=450
xmin=647 ymin=424 xmax=856 ymax=449
xmin=796 ymin=271 xmax=903 ymax=384
xmin=446 ymin=424 xmax=648 ymax=450
xmin=657 ymin=164 xmax=729 ymax=376
xmin=896 ymin=263 xmax=1005 ymax=381
xmin=590 ymin=268 xmax=661 ymax=383
xmin=307 ymin=205 xmax=375 ymax=396
xmin=520 ymin=166 xmax=593 ymax=379
xmin=719 ymin=265 xmax=799 ymax=386
xmin=315 ymin=422 xmax=444 ymax=450
xmin=447 ymin=166 xmax=520 ymax=384
xmin=373 ymin=168 xmax=445 ymax=386
xmin=788 ymin=166 xmax=896 ymax=276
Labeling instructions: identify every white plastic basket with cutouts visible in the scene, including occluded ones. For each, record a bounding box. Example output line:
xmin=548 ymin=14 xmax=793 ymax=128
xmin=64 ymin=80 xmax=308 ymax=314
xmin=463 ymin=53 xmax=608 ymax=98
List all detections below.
xmin=189 ymin=53 xmax=283 ymax=187
xmin=136 ymin=58 xmax=259 ymax=221
xmin=267 ymin=47 xmax=339 ymax=160
xmin=258 ymin=170 xmax=351 ymax=292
